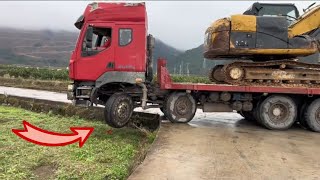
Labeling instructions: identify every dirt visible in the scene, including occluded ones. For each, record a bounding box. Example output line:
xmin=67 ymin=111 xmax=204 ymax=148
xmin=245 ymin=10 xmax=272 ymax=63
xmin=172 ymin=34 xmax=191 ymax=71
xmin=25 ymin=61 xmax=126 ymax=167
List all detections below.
xmin=33 ymin=165 xmax=57 ymax=180
xmin=129 ymin=118 xmax=320 ymax=179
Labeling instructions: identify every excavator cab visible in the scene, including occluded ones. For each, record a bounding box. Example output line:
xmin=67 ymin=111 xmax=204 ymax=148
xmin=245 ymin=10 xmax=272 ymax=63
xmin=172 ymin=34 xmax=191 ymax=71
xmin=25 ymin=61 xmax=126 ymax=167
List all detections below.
xmin=243 ymin=2 xmax=299 ymax=24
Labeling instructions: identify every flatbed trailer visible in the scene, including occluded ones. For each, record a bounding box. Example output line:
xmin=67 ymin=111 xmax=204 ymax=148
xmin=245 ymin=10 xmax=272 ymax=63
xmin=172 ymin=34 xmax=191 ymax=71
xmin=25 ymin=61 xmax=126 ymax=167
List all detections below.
xmin=158 ymin=59 xmax=320 ymax=95
xmin=154 ymin=59 xmax=320 ymax=132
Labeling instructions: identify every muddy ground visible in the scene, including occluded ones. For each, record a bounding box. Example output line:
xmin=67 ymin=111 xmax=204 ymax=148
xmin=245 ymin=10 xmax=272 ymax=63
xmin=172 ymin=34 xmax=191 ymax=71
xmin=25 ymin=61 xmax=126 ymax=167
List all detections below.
xmin=1 ymin=86 xmax=319 ymax=179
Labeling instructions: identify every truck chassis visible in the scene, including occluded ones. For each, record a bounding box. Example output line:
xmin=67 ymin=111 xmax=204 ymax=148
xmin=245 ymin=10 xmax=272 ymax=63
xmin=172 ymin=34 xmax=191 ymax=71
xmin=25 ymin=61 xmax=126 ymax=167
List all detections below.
xmin=73 ymin=59 xmax=320 ymax=132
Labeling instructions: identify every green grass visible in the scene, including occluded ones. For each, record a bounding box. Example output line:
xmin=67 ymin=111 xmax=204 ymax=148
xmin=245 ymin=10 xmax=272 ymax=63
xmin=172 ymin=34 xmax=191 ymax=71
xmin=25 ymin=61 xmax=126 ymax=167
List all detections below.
xmin=170 ymin=75 xmax=211 ymax=84
xmin=0 ymin=106 xmax=152 ymax=179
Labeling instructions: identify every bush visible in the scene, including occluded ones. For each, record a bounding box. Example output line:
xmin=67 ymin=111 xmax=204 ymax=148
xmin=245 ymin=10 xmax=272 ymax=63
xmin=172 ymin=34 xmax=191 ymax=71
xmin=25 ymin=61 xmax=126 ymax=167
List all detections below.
xmin=0 ymin=64 xmax=210 ymax=83
xmin=0 ymin=65 xmax=69 ymax=81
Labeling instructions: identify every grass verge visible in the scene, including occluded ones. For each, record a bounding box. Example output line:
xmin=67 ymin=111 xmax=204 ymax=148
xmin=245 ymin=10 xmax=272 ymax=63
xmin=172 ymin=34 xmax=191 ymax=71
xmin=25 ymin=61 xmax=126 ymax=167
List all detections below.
xmin=0 ymin=77 xmax=69 ymax=93
xmin=0 ymin=105 xmax=156 ymax=179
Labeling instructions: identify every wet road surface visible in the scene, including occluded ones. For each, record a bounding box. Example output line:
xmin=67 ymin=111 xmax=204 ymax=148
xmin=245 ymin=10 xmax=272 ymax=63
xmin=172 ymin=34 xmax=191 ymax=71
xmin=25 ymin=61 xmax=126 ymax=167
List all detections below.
xmin=1 ymin=86 xmax=319 ymax=179
xmin=0 ymin=86 xmax=69 ymax=103
xmin=129 ymin=119 xmax=320 ymax=180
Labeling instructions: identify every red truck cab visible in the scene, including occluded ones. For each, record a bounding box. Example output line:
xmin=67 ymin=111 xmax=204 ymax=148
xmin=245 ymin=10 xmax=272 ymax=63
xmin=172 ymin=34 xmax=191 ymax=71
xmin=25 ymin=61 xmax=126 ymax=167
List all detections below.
xmin=68 ymin=2 xmax=154 ymax=109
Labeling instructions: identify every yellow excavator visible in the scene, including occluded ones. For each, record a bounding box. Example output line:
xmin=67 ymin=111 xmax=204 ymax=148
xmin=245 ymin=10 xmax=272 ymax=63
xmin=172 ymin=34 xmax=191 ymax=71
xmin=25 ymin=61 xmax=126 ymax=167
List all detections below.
xmin=204 ymin=2 xmax=320 ymax=86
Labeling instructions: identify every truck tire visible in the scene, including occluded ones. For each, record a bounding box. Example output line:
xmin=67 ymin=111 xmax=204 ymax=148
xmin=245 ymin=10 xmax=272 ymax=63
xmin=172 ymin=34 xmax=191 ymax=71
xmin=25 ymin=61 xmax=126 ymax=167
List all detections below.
xmin=304 ymin=98 xmax=320 ymax=132
xmin=164 ymin=92 xmax=196 ymax=123
xmin=160 ymin=95 xmax=170 ymax=118
xmin=299 ymin=102 xmax=311 ymax=130
xmin=258 ymin=95 xmax=297 ymax=130
xmin=253 ymin=101 xmax=262 ymax=124
xmin=104 ymin=93 xmax=133 ymax=128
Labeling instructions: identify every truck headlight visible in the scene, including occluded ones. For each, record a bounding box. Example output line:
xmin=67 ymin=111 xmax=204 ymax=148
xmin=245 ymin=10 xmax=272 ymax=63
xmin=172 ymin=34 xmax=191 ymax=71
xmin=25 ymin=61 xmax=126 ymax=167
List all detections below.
xmin=67 ymin=84 xmax=74 ymax=91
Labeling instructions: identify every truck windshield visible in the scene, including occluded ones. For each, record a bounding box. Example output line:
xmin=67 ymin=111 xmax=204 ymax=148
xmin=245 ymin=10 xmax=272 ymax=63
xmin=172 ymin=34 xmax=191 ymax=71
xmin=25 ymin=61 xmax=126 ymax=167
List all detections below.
xmin=82 ymin=26 xmax=112 ymax=57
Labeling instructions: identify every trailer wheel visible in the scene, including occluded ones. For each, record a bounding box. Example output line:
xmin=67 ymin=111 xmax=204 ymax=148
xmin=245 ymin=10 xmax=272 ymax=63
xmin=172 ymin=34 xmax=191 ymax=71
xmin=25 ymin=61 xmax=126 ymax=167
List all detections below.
xmin=304 ymin=98 xmax=320 ymax=132
xmin=104 ymin=93 xmax=133 ymax=128
xmin=253 ymin=101 xmax=263 ymax=124
xmin=258 ymin=95 xmax=297 ymax=130
xmin=164 ymin=92 xmax=196 ymax=123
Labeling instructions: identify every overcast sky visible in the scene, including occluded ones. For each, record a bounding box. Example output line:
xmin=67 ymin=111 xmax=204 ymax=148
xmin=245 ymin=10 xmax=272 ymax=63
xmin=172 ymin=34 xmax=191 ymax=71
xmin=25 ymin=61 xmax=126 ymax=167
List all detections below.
xmin=0 ymin=1 xmax=315 ymax=50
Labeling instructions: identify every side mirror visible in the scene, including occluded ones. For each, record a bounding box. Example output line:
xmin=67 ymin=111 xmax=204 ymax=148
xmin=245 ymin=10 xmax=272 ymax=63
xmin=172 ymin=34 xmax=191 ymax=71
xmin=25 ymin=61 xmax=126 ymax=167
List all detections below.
xmin=86 ymin=26 xmax=93 ymax=48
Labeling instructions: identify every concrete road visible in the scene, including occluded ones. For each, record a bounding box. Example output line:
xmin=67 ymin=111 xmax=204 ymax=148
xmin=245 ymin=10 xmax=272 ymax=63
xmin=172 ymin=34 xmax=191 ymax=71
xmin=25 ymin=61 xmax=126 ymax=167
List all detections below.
xmin=129 ymin=119 xmax=320 ymax=180
xmin=0 ymin=86 xmax=69 ymax=103
xmin=1 ymin=86 xmax=319 ymax=179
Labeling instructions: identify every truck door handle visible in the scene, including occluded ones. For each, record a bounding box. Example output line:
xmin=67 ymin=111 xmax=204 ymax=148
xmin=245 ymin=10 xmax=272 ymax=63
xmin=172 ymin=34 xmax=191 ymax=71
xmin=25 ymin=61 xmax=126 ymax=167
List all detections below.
xmin=107 ymin=62 xmax=114 ymax=69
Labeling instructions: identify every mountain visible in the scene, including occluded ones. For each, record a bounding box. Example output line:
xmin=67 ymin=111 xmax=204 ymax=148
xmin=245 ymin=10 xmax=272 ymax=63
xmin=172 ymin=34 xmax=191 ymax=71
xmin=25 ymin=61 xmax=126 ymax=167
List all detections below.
xmin=0 ymin=27 xmax=182 ymax=68
xmin=0 ymin=28 xmax=77 ymax=67
xmin=169 ymin=44 xmax=228 ymax=76
xmin=152 ymin=39 xmax=182 ymax=70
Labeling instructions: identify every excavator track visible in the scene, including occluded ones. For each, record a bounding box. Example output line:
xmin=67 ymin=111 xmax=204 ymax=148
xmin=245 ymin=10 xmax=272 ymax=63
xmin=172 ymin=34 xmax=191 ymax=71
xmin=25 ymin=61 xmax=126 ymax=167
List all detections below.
xmin=210 ymin=60 xmax=320 ymax=87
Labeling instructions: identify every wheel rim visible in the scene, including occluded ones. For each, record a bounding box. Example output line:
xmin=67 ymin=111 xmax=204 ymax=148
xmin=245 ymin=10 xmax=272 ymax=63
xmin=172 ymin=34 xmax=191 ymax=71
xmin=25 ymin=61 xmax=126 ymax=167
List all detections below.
xmin=116 ymin=101 xmax=130 ymax=123
xmin=175 ymin=96 xmax=192 ymax=117
xmin=268 ymin=103 xmax=289 ymax=124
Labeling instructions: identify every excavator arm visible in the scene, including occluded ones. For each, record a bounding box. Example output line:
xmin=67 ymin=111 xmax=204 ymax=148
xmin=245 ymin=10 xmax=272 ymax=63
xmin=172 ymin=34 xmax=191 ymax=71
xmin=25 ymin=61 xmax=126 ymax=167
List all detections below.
xmin=289 ymin=5 xmax=320 ymax=38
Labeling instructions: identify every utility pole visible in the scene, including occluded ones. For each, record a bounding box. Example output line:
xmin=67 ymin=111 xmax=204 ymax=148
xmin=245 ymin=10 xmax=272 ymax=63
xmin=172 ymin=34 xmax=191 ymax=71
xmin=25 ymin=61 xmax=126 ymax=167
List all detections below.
xmin=186 ymin=63 xmax=190 ymax=76
xmin=181 ymin=61 xmax=184 ymax=75
xmin=203 ymin=58 xmax=206 ymax=69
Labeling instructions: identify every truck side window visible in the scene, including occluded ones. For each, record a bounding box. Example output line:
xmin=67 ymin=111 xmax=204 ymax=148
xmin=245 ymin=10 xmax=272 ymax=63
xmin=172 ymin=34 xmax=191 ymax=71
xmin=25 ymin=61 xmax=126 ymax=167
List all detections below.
xmin=119 ymin=29 xmax=132 ymax=46
xmin=82 ymin=26 xmax=112 ymax=57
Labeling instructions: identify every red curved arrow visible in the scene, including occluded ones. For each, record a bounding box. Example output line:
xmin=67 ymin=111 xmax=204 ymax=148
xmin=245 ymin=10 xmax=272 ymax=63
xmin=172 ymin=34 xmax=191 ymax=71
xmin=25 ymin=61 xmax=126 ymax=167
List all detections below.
xmin=12 ymin=121 xmax=94 ymax=148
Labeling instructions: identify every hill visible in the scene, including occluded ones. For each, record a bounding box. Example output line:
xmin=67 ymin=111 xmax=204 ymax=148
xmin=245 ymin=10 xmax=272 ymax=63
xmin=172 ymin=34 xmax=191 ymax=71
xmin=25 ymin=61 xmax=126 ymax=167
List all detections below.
xmin=169 ymin=44 xmax=228 ymax=76
xmin=0 ymin=27 xmax=182 ymax=68
xmin=0 ymin=28 xmax=77 ymax=67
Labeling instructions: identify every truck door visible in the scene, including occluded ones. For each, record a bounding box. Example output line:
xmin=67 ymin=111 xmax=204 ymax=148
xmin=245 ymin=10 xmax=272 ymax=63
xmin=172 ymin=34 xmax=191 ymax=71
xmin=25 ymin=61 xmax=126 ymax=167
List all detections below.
xmin=115 ymin=24 xmax=146 ymax=72
xmin=75 ymin=23 xmax=115 ymax=81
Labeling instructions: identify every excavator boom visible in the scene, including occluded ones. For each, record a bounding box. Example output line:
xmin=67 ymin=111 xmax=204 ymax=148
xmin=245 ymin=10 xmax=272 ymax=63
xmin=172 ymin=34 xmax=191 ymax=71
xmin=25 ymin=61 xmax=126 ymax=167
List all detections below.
xmin=289 ymin=5 xmax=320 ymax=38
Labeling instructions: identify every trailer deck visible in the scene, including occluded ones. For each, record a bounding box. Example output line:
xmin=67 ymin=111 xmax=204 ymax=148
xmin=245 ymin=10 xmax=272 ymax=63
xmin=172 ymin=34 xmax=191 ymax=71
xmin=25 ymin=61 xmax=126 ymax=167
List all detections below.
xmin=157 ymin=59 xmax=320 ymax=95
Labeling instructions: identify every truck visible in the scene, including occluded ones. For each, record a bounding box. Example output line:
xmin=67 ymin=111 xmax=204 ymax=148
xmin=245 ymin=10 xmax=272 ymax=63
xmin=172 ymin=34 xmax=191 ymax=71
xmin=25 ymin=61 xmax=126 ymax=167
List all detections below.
xmin=68 ymin=2 xmax=320 ymax=132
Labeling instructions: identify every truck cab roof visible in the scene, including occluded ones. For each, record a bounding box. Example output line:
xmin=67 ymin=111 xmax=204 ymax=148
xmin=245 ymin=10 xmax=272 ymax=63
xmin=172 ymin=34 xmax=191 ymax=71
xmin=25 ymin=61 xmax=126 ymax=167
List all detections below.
xmin=75 ymin=2 xmax=147 ymax=30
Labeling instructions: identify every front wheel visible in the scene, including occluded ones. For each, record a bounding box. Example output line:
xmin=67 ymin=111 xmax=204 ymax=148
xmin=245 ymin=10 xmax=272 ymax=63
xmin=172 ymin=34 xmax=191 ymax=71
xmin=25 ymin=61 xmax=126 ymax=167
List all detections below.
xmin=104 ymin=93 xmax=134 ymax=128
xmin=164 ymin=92 xmax=197 ymax=123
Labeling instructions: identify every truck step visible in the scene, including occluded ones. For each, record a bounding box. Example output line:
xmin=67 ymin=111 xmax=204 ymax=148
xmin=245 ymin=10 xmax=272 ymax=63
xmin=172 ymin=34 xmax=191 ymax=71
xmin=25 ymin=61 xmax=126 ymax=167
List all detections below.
xmin=73 ymin=99 xmax=92 ymax=107
xmin=75 ymin=95 xmax=91 ymax=99
xmin=77 ymin=86 xmax=93 ymax=90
